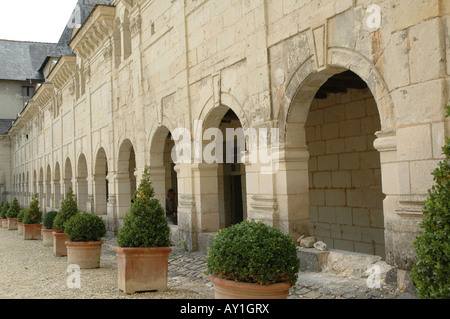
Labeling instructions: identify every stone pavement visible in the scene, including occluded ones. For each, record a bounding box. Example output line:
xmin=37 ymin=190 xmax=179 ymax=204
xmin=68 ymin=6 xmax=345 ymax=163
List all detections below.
xmin=167 ymin=248 xmax=419 ymax=299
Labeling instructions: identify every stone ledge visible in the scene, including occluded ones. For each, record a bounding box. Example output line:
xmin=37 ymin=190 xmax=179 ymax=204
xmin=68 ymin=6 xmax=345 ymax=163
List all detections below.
xmin=297 ymin=247 xmax=394 ymax=281
xmin=297 ymin=247 xmax=330 ymax=272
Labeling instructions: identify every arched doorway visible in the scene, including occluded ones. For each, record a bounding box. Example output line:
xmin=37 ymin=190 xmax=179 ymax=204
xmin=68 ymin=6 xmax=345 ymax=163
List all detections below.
xmin=149 ymin=126 xmax=178 ymax=225
xmin=64 ymin=158 xmax=73 ymax=197
xmin=54 ymin=163 xmax=61 ymax=209
xmin=116 ymin=139 xmax=136 ymax=219
xmin=201 ymin=106 xmax=247 ymax=230
xmin=77 ymin=154 xmax=89 ymax=212
xmin=94 ymin=148 xmax=108 ymax=216
xmin=286 ymin=69 xmax=385 ymax=258
xmin=46 ymin=165 xmax=52 ymax=211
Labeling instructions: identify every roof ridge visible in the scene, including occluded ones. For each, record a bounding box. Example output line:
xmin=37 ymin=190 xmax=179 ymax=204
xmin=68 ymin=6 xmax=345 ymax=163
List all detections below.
xmin=0 ymin=38 xmax=57 ymax=45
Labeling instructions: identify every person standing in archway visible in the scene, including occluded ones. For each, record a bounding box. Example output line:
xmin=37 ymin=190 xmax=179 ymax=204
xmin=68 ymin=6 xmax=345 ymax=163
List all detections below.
xmin=165 ymin=188 xmax=177 ymax=225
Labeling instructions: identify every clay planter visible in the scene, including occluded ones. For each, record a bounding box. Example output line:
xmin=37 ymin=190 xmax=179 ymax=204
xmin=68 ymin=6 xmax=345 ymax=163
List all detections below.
xmin=1 ymin=218 xmax=7 ymax=228
xmin=17 ymin=222 xmax=24 ymax=235
xmin=7 ymin=218 xmax=18 ymax=230
xmin=65 ymin=241 xmax=104 ymax=269
xmin=42 ymin=229 xmax=58 ymax=247
xmin=115 ymin=247 xmax=172 ymax=294
xmin=209 ymin=276 xmax=291 ymax=299
xmin=23 ymin=223 xmax=42 ymax=240
xmin=53 ymin=231 xmax=69 ymax=256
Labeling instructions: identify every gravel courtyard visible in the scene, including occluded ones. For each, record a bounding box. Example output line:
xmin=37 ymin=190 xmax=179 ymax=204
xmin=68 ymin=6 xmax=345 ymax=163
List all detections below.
xmin=0 ymin=228 xmax=214 ymax=299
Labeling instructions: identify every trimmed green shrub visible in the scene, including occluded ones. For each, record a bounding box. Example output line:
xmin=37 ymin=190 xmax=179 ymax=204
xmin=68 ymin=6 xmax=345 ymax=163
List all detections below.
xmin=53 ymin=188 xmax=79 ymax=232
xmin=117 ymin=166 xmax=171 ymax=248
xmin=6 ymin=197 xmax=20 ymax=218
xmin=64 ymin=212 xmax=107 ymax=242
xmin=17 ymin=209 xmax=27 ymax=223
xmin=410 ymin=105 xmax=450 ymax=299
xmin=22 ymin=194 xmax=42 ymax=224
xmin=1 ymin=201 xmax=9 ymax=218
xmin=43 ymin=211 xmax=58 ymax=229
xmin=206 ymin=220 xmax=300 ymax=286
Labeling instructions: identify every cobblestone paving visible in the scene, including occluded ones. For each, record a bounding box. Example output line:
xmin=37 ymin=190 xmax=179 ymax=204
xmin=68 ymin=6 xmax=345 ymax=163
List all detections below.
xmin=167 ymin=248 xmax=418 ymax=299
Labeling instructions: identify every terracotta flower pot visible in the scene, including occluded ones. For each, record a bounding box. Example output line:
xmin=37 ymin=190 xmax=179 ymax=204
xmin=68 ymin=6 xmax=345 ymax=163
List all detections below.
xmin=65 ymin=241 xmax=104 ymax=269
xmin=53 ymin=231 xmax=69 ymax=256
xmin=1 ymin=218 xmax=8 ymax=229
xmin=7 ymin=218 xmax=18 ymax=230
xmin=17 ymin=222 xmax=24 ymax=235
xmin=23 ymin=223 xmax=42 ymax=240
xmin=209 ymin=275 xmax=291 ymax=299
xmin=115 ymin=246 xmax=172 ymax=294
xmin=42 ymin=229 xmax=58 ymax=247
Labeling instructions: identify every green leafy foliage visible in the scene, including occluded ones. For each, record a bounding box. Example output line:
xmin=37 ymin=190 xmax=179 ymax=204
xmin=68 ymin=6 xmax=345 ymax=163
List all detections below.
xmin=1 ymin=201 xmax=9 ymax=218
xmin=410 ymin=105 xmax=450 ymax=299
xmin=17 ymin=209 xmax=28 ymax=223
xmin=64 ymin=212 xmax=107 ymax=242
xmin=206 ymin=220 xmax=300 ymax=286
xmin=6 ymin=197 xmax=20 ymax=218
xmin=116 ymin=167 xmax=171 ymax=248
xmin=53 ymin=188 xmax=79 ymax=231
xmin=22 ymin=194 xmax=42 ymax=224
xmin=43 ymin=211 xmax=58 ymax=229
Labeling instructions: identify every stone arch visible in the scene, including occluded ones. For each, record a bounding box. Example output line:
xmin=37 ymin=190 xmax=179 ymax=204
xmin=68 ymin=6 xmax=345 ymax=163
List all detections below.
xmin=277 ymin=56 xmax=389 ymax=257
xmin=116 ymin=138 xmax=137 ymax=218
xmin=148 ymin=124 xmax=179 ymax=221
xmin=197 ymin=92 xmax=250 ymax=133
xmin=195 ymin=102 xmax=248 ymax=232
xmin=93 ymin=147 xmax=109 ymax=215
xmin=45 ymin=165 xmax=52 ymax=210
xmin=279 ymin=50 xmax=395 ymax=146
xmin=62 ymin=157 xmax=76 ymax=201
xmin=77 ymin=153 xmax=89 ymax=211
xmin=54 ymin=162 xmax=61 ymax=209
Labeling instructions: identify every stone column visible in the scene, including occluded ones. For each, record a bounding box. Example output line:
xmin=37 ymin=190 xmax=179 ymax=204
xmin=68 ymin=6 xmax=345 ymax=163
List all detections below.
xmin=174 ymin=163 xmax=197 ymax=251
xmin=93 ymin=174 xmax=107 ymax=215
xmin=192 ymin=163 xmax=220 ymax=233
xmin=373 ymin=129 xmax=417 ymax=291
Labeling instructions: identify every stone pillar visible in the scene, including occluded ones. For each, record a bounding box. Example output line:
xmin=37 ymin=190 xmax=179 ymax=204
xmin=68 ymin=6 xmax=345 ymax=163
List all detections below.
xmin=192 ymin=163 xmax=220 ymax=233
xmin=114 ymin=171 xmax=132 ymax=219
xmin=373 ymin=129 xmax=419 ymax=292
xmin=274 ymin=146 xmax=311 ymax=240
xmin=93 ymin=174 xmax=107 ymax=215
xmin=149 ymin=166 xmax=167 ymax=206
xmin=174 ymin=163 xmax=197 ymax=251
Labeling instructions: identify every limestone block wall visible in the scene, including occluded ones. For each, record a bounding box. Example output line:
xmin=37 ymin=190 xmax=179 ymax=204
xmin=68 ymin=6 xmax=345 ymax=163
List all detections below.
xmin=3 ymin=0 xmax=450 ymax=291
xmin=306 ymin=88 xmax=384 ymax=258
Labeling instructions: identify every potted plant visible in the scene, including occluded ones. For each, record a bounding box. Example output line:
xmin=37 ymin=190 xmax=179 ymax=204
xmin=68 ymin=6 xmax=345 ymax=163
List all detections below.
xmin=206 ymin=220 xmax=300 ymax=299
xmin=17 ymin=209 xmax=27 ymax=235
xmin=42 ymin=211 xmax=58 ymax=247
xmin=22 ymin=194 xmax=43 ymax=240
xmin=6 ymin=197 xmax=20 ymax=230
xmin=411 ymin=105 xmax=450 ymax=299
xmin=52 ymin=188 xmax=79 ymax=256
xmin=64 ymin=212 xmax=107 ymax=269
xmin=1 ymin=201 xmax=9 ymax=228
xmin=115 ymin=166 xmax=172 ymax=294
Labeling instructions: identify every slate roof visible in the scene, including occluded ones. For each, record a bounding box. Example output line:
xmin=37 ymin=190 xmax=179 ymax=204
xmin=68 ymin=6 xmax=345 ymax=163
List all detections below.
xmin=39 ymin=0 xmax=112 ymax=69
xmin=0 ymin=40 xmax=56 ymax=82
xmin=0 ymin=119 xmax=14 ymax=135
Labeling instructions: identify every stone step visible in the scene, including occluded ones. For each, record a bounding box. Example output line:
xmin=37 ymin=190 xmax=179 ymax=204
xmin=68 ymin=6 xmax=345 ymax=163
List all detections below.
xmin=297 ymin=247 xmax=394 ymax=282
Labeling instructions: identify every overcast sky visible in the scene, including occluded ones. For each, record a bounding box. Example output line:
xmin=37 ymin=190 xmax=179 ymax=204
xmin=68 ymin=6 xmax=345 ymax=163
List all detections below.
xmin=0 ymin=0 xmax=79 ymax=43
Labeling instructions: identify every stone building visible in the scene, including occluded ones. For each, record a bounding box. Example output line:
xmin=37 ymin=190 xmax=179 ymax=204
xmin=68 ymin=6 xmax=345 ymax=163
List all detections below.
xmin=2 ymin=0 xmax=449 ymax=290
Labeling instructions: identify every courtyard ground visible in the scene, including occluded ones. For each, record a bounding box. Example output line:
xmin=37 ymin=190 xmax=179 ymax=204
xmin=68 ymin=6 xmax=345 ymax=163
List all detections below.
xmin=0 ymin=227 xmax=416 ymax=299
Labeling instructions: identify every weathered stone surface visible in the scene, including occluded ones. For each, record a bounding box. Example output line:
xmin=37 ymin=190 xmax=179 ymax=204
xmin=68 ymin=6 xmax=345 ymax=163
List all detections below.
xmin=314 ymin=241 xmax=328 ymax=251
xmin=300 ymin=236 xmax=317 ymax=248
xmin=297 ymin=247 xmax=330 ymax=272
xmin=1 ymin=1 xmax=447 ymax=294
